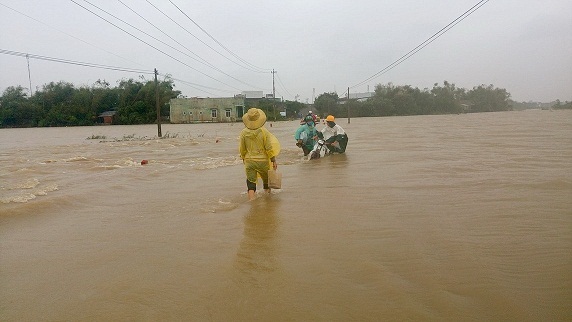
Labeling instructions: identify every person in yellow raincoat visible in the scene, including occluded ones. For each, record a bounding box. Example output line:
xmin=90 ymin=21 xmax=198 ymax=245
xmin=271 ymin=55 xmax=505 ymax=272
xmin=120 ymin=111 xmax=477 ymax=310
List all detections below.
xmin=239 ymin=108 xmax=281 ymax=200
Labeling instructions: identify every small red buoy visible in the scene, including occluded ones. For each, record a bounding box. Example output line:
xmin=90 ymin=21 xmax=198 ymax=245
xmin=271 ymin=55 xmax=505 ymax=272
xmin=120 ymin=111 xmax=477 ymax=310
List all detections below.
xmin=141 ymin=160 xmax=148 ymax=165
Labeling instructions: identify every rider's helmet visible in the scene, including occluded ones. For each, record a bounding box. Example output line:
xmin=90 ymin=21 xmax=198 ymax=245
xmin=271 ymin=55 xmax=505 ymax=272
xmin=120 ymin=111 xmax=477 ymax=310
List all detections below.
xmin=326 ymin=115 xmax=335 ymax=122
xmin=304 ymin=115 xmax=314 ymax=122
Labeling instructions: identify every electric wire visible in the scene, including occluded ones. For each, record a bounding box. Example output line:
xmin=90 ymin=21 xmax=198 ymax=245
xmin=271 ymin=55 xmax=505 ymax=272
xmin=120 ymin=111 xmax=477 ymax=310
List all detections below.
xmin=4 ymin=1 xmax=488 ymax=101
xmin=162 ymin=74 xmax=238 ymax=96
xmin=167 ymin=0 xmax=271 ymax=73
xmin=0 ymin=2 xmax=147 ymax=69
xmin=275 ymin=73 xmax=293 ymax=98
xmin=1 ymin=1 xmax=264 ymax=96
xmin=145 ymin=0 xmax=266 ymax=74
xmin=116 ymin=0 xmax=211 ymax=69
xmin=113 ymin=0 xmax=264 ymax=91
xmin=1 ymin=2 xmax=226 ymax=97
xmin=79 ymin=0 xmax=261 ymax=91
xmin=3 ymin=47 xmax=234 ymax=97
xmin=1 ymin=49 xmax=154 ymax=74
xmin=349 ymin=0 xmax=490 ymax=91
xmin=70 ymin=0 xmax=244 ymax=92
xmin=163 ymin=76 xmax=219 ymax=97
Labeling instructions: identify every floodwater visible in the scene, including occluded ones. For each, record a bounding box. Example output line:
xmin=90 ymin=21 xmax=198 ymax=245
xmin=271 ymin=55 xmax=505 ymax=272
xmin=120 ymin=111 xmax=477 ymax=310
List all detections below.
xmin=1 ymin=110 xmax=571 ymax=321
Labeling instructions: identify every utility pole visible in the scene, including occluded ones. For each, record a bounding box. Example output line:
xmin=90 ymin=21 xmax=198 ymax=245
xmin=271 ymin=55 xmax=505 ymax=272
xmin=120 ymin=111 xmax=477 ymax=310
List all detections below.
xmin=272 ymin=69 xmax=276 ymax=121
xmin=312 ymin=88 xmax=315 ymax=104
xmin=155 ymin=68 xmax=162 ymax=138
xmin=347 ymin=87 xmax=350 ymax=124
xmin=26 ymin=54 xmax=33 ymax=96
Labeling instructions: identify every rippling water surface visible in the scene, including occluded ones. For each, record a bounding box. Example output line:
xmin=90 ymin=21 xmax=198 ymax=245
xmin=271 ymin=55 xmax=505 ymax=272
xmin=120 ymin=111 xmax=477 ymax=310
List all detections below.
xmin=1 ymin=110 xmax=571 ymax=321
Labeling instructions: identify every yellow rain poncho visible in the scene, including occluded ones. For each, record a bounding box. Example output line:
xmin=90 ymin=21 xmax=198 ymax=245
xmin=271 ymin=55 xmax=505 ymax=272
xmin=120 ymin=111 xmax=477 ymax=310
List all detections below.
xmin=239 ymin=126 xmax=281 ymax=184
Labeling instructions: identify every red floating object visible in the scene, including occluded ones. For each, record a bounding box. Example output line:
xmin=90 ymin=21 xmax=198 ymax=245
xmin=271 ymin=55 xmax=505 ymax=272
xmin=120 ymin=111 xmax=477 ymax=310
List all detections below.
xmin=141 ymin=160 xmax=148 ymax=165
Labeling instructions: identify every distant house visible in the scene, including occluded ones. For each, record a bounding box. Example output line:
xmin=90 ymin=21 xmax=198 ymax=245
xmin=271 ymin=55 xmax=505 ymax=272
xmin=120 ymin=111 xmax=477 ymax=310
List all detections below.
xmin=242 ymin=91 xmax=264 ymax=99
xmin=98 ymin=111 xmax=117 ymax=125
xmin=169 ymin=91 xmax=283 ymax=124
xmin=169 ymin=96 xmax=246 ymax=124
xmin=339 ymin=92 xmax=374 ymax=104
xmin=460 ymin=100 xmax=474 ymax=112
xmin=349 ymin=92 xmax=373 ymax=101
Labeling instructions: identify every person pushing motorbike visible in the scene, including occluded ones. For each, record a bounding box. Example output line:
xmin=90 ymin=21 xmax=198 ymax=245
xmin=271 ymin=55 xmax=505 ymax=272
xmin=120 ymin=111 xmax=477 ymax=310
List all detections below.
xmin=318 ymin=115 xmax=348 ymax=154
xmin=294 ymin=115 xmax=319 ymax=156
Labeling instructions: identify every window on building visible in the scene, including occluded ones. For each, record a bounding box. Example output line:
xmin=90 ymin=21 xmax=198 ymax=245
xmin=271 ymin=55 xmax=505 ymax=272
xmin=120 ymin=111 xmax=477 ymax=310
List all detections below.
xmin=211 ymin=109 xmax=217 ymax=118
xmin=225 ymin=109 xmax=231 ymax=118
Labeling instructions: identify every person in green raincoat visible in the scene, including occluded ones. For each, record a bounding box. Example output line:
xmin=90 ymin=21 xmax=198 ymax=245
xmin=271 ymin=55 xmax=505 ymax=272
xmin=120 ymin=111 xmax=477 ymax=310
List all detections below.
xmin=239 ymin=108 xmax=281 ymax=200
xmin=294 ymin=115 xmax=319 ymax=156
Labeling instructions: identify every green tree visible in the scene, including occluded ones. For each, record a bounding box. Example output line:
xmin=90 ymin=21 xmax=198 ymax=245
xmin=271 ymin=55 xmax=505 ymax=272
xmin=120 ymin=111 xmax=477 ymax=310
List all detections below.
xmin=314 ymin=92 xmax=339 ymax=116
xmin=116 ymin=79 xmax=146 ymax=124
xmin=282 ymin=100 xmax=306 ymax=119
xmin=34 ymin=81 xmax=78 ymax=126
xmin=252 ymin=99 xmax=280 ymax=121
xmin=466 ymin=84 xmax=511 ymax=112
xmin=91 ymin=79 xmax=119 ymax=117
xmin=552 ymin=100 xmax=572 ymax=109
xmin=431 ymin=81 xmax=464 ymax=114
xmin=116 ymin=77 xmax=180 ymax=124
xmin=371 ymin=83 xmax=397 ymax=116
xmin=0 ymin=86 xmax=40 ymax=127
xmin=343 ymin=98 xmax=361 ymax=119
xmin=391 ymin=85 xmax=428 ymax=115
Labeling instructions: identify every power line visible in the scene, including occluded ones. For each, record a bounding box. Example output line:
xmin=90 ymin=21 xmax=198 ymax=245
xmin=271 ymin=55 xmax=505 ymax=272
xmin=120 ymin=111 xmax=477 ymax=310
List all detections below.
xmin=2 ymin=1 xmax=263 ymax=95
xmin=1 ymin=49 xmax=154 ymax=74
xmin=70 ymin=0 xmax=244 ymax=92
xmin=104 ymin=0 xmax=264 ymax=90
xmin=145 ymin=0 xmax=266 ymax=74
xmin=163 ymin=74 xmax=236 ymax=97
xmin=167 ymin=0 xmax=271 ymax=73
xmin=275 ymin=73 xmax=293 ymax=98
xmin=116 ymin=0 xmax=211 ymax=68
xmin=2 ymin=47 xmax=240 ymax=97
xmin=0 ymin=2 xmax=147 ymax=69
xmin=350 ymin=0 xmax=490 ymax=91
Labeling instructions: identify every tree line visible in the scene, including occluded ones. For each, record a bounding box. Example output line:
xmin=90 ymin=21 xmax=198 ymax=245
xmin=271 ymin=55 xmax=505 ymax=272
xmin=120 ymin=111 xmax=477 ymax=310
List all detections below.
xmin=0 ymin=78 xmax=180 ymax=128
xmin=314 ymin=81 xmax=505 ymax=118
xmin=310 ymin=82 xmax=571 ymax=119
xmin=1 ymin=79 xmax=570 ymax=128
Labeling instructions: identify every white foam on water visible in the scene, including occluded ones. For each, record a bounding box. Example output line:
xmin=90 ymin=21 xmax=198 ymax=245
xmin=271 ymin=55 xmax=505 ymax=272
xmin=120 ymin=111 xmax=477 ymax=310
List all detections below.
xmin=11 ymin=178 xmax=40 ymax=190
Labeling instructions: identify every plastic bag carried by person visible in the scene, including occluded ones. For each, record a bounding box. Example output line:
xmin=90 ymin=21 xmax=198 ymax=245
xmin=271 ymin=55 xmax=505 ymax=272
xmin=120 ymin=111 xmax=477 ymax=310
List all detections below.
xmin=268 ymin=169 xmax=282 ymax=189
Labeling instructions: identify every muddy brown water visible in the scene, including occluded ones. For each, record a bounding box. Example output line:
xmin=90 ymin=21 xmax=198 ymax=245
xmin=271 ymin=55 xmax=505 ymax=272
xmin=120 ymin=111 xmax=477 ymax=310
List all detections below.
xmin=1 ymin=110 xmax=571 ymax=321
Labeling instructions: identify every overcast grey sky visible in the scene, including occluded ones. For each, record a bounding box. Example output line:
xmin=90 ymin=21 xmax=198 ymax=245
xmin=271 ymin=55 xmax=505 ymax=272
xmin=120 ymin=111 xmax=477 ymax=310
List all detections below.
xmin=1 ymin=0 xmax=571 ymax=103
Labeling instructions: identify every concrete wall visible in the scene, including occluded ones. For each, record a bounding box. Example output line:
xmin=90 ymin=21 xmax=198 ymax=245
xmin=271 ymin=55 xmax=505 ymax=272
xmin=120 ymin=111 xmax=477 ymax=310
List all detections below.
xmin=169 ymin=97 xmax=245 ymax=124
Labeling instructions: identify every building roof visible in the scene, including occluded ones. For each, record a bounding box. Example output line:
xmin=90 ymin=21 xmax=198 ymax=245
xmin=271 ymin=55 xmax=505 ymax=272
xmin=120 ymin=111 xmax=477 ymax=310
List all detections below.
xmin=98 ymin=111 xmax=117 ymax=117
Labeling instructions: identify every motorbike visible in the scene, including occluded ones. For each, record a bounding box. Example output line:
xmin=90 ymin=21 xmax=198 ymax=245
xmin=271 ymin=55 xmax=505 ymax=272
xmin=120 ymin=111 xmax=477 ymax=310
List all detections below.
xmin=309 ymin=139 xmax=328 ymax=160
